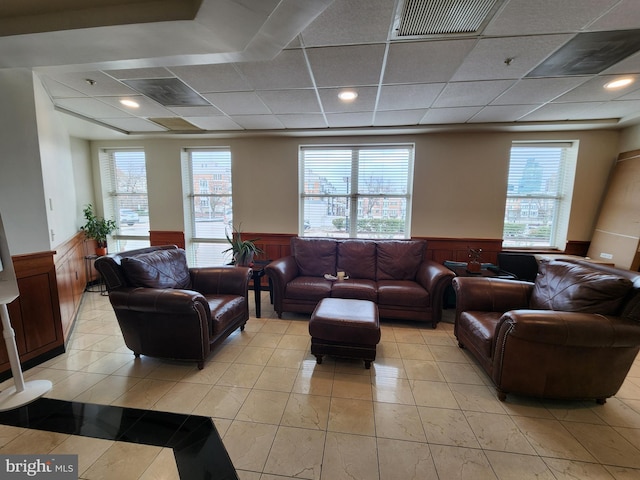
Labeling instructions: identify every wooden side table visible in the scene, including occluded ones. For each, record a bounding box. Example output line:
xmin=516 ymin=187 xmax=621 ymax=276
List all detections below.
xmin=251 ymin=260 xmax=272 ymax=318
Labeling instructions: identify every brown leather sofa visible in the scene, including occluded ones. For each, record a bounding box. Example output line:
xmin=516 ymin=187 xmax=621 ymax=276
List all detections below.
xmin=453 ymin=258 xmax=640 ymax=403
xmin=95 ymin=245 xmax=251 ymax=369
xmin=265 ymin=238 xmax=454 ymax=327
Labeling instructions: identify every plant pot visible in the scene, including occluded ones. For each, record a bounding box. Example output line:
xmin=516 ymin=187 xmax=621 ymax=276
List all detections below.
xmin=234 ymin=251 xmax=254 ymax=267
xmin=95 ymin=246 xmax=108 ymax=257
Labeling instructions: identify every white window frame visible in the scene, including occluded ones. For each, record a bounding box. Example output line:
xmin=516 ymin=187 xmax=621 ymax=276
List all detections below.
xmin=299 ymin=144 xmax=414 ymax=238
xmin=503 ymin=141 xmax=578 ymax=249
xmin=182 ymin=147 xmax=233 ymax=266
xmin=99 ymin=148 xmax=150 ymax=252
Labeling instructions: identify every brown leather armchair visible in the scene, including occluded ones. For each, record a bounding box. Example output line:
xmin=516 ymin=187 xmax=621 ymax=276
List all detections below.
xmin=453 ymin=259 xmax=640 ymax=403
xmin=95 ymin=245 xmax=251 ymax=369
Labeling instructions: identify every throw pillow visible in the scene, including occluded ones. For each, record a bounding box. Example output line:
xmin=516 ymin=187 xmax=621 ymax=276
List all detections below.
xmin=121 ymin=248 xmax=191 ymax=289
xmin=376 ymin=240 xmax=425 ymax=281
xmin=530 ymin=260 xmax=633 ymax=315
xmin=292 ymin=238 xmax=337 ymax=277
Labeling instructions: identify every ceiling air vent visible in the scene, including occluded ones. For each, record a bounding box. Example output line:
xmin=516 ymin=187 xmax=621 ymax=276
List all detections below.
xmin=391 ymin=0 xmax=501 ymax=39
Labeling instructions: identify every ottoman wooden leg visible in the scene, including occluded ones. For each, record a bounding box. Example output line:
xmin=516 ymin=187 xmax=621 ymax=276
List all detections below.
xmin=314 ymin=354 xmax=323 ymax=365
xmin=364 ymin=359 xmax=372 ymax=369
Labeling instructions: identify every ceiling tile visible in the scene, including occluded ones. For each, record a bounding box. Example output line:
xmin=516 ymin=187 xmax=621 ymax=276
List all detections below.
xmin=384 ymin=40 xmax=476 ymax=84
xmin=306 ymin=44 xmax=386 ymax=87
xmin=484 ymin=0 xmax=618 ymax=36
xmin=167 ymin=105 xmax=223 ymax=116
xmin=374 ymin=109 xmax=427 ymax=126
xmin=469 ymin=105 xmax=539 ymax=123
xmin=451 ymin=34 xmax=573 ymax=81
xmin=300 ymin=0 xmax=395 ymax=47
xmin=277 ymin=114 xmax=327 ymax=129
xmin=420 ymin=107 xmax=484 ymax=124
xmin=586 ymin=0 xmax=640 ymax=31
xmin=203 ymin=92 xmax=271 ymax=115
xmin=378 ymin=83 xmax=445 ymax=110
xmin=235 ymin=49 xmax=314 ymax=90
xmin=43 ymin=71 xmax=137 ymax=96
xmin=230 ymin=115 xmax=285 ymax=130
xmin=519 ymin=102 xmax=606 ymax=121
xmin=55 ymin=97 xmax=134 ymax=118
xmin=491 ymin=77 xmax=589 ymax=105
xmin=97 ymin=117 xmax=167 ymax=132
xmin=604 ymin=50 xmax=640 ymax=75
xmin=168 ymin=63 xmax=250 ymax=93
xmin=257 ymin=89 xmax=321 ymax=114
xmin=98 ymin=95 xmax=176 ymax=117
xmin=318 ymin=87 xmax=378 ymax=113
xmin=103 ymin=67 xmax=173 ymax=80
xmin=553 ymin=74 xmax=640 ymax=103
xmin=596 ymin=100 xmax=640 ymax=118
xmin=326 ymin=112 xmax=373 ymax=128
xmin=432 ymin=80 xmax=515 ymax=108
xmin=40 ymin=77 xmax=86 ymax=98
xmin=185 ymin=116 xmax=243 ymax=130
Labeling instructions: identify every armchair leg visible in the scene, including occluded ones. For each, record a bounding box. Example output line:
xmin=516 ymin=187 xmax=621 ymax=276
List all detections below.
xmin=497 ymin=389 xmax=507 ymax=402
xmin=197 ymin=361 xmax=204 ymax=370
xmin=596 ymin=398 xmax=607 ymax=405
xmin=134 ymin=352 xmax=141 ymax=358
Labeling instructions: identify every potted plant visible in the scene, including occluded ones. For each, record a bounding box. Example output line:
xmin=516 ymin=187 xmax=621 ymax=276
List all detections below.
xmin=223 ymin=225 xmax=263 ymax=266
xmin=81 ymin=204 xmax=117 ymax=256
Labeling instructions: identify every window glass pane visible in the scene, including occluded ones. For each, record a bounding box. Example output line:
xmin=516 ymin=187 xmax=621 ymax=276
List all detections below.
xmin=300 ymin=145 xmax=413 ymax=238
xmin=503 ymin=145 xmax=570 ymax=248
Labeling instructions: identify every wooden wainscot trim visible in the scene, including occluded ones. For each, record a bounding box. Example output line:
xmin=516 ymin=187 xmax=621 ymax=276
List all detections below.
xmin=150 ymin=230 xmax=185 ymax=249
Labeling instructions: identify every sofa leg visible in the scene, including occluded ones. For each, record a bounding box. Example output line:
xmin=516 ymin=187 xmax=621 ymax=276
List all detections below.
xmin=197 ymin=361 xmax=204 ymax=370
xmin=497 ymin=389 xmax=507 ymax=402
xmin=457 ymin=342 xmax=465 ymax=349
xmin=134 ymin=352 xmax=141 ymax=358
xmin=314 ymin=354 xmax=323 ymax=365
xmin=240 ymin=324 xmax=245 ymax=331
xmin=596 ymin=398 xmax=607 ymax=405
xmin=364 ymin=360 xmax=372 ymax=369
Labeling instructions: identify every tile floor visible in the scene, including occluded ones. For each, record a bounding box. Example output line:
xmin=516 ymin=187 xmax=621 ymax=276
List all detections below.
xmin=2 ymin=290 xmax=640 ymax=479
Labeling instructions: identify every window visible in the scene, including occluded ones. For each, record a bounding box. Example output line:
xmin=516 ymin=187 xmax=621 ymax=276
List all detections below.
xmin=183 ymin=148 xmax=233 ymax=266
xmin=299 ymin=145 xmax=414 ymax=238
xmin=503 ymin=142 xmax=578 ymax=249
xmin=100 ymin=149 xmax=149 ymax=251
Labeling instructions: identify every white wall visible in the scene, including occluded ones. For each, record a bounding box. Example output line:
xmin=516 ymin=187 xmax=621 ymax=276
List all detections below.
xmin=92 ymin=128 xmax=620 ymax=245
xmin=618 ymin=124 xmax=640 ymax=153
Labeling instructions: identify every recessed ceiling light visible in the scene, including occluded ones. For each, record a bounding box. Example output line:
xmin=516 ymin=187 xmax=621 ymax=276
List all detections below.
xmin=338 ymin=90 xmax=358 ymax=102
xmin=604 ymin=77 xmax=634 ymax=90
xmin=120 ymin=99 xmax=140 ymax=108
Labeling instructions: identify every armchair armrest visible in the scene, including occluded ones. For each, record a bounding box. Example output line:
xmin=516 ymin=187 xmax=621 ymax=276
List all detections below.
xmin=453 ymin=277 xmax=533 ymax=313
xmin=498 ymin=310 xmax=640 ymax=348
xmin=109 ymin=287 xmax=210 ymax=315
xmin=190 ymin=266 xmax=252 ymax=296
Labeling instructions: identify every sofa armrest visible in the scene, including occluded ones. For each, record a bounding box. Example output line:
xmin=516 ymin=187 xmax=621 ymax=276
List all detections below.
xmin=109 ymin=287 xmax=210 ymax=315
xmin=265 ymin=256 xmax=299 ymax=315
xmin=190 ymin=266 xmax=252 ymax=296
xmin=498 ymin=310 xmax=640 ymax=348
xmin=453 ymin=277 xmax=533 ymax=313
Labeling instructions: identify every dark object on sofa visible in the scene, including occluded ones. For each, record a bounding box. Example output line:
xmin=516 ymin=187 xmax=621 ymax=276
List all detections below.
xmin=496 ymin=252 xmax=539 ymax=282
xmin=95 ymin=245 xmax=251 ymax=369
xmin=453 ymin=258 xmax=640 ymax=403
xmin=265 ymin=237 xmax=454 ymax=327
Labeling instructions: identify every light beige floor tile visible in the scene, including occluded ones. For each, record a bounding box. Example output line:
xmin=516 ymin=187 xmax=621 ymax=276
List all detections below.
xmin=208 ymin=344 xmax=246 ymax=363
xmin=485 ymin=450 xmax=556 ymax=479
xmin=23 ymin=366 xmax=75 ymax=385
xmin=82 ymin=441 xmax=163 ymax=480
xmin=263 ymin=426 xmax=325 ymax=479
xmin=510 ymin=416 xmax=596 ymax=462
xmin=411 ymin=379 xmax=458 ymax=408
xmin=292 ymin=370 xmax=334 ymax=396
xmin=0 ymin=425 xmax=27 ymax=448
xmin=236 ymin=346 xmax=275 ymax=366
xmin=152 ymin=381 xmax=212 ymax=414
xmin=193 ymin=385 xmax=251 ymax=418
xmin=51 ymin=435 xmax=114 ymax=477
xmin=236 ymin=470 xmax=262 ymax=480
xmin=449 ymin=383 xmax=508 ymax=414
xmin=334 ymin=359 xmax=374 ymax=375
xmin=139 ymin=448 xmax=180 ymax=480
xmin=260 ymin=320 xmax=292 ymax=334
xmin=331 ymin=373 xmax=372 ymax=400
xmin=374 ymin=402 xmax=426 ymax=442
xmin=543 ymin=458 xmax=616 ymax=480
xmin=397 ymin=343 xmax=435 ymax=361
xmin=430 ymin=444 xmax=497 ymax=480
xmin=418 ymin=406 xmax=480 ymax=448
xmin=111 ymin=357 xmax=164 ymax=378
xmin=223 ymin=420 xmax=278 ymax=472
xmin=592 ymin=397 xmax=640 ymax=428
xmin=1 ymin=429 xmax=69 ymax=453
xmin=372 ymin=376 xmax=415 ymax=404
xmin=281 ymin=393 xmax=330 ymax=430
xmin=604 ymin=465 xmax=640 ymax=479
xmin=46 ymin=371 xmax=109 ymax=401
xmin=267 ymin=348 xmax=307 ymax=368
xmin=48 ymin=349 xmax=109 ymax=371
xmin=465 ymin=411 xmax=537 ymax=454
xmin=81 ymin=352 xmax=135 ymax=375
xmin=73 ymin=374 xmax=142 ymax=404
xmin=370 ymin=357 xmax=407 ymax=379
xmin=277 ymin=334 xmax=310 ymax=350
xmin=145 ymin=361 xmax=195 ymax=381
xmin=212 ymin=418 xmax=233 ymax=438
xmin=376 ymin=341 xmax=401 ymax=358
xmin=285 ymin=321 xmax=310 ymax=336
xmin=392 ymin=328 xmax=425 ymax=344
xmin=253 ymin=366 xmax=298 ymax=392
xmin=377 ymin=437 xmax=437 ymax=480
xmin=236 ymin=389 xmax=289 ymax=424
xmin=180 ymin=361 xmax=230 ymax=385
xmin=110 ymin=378 xmax=176 ymax=409
xmin=562 ymin=421 xmax=640 ymax=468
xmin=328 ymin=397 xmax=375 ymax=436
xmin=321 ymin=432 xmax=379 ymax=480
xmin=216 ymin=363 xmax=264 ymax=388
xmin=248 ymin=332 xmax=283 ymax=348
xmin=402 ymin=359 xmax=445 ymax=382
xmin=438 ymin=361 xmax=486 ymax=385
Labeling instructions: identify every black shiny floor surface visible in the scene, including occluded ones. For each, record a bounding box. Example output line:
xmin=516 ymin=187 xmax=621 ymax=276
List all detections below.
xmin=0 ymin=397 xmax=238 ymax=480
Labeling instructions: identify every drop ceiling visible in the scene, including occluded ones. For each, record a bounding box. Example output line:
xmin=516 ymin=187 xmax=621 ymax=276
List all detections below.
xmin=3 ymin=0 xmax=640 ymax=139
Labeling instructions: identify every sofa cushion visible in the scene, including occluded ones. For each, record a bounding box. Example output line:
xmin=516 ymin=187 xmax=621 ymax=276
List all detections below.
xmin=331 ymin=279 xmax=378 ymax=302
xmin=530 ymin=260 xmax=633 ymax=315
xmin=286 ymin=276 xmax=333 ymax=301
xmin=376 ymin=240 xmax=425 ymax=281
xmin=121 ymin=248 xmax=191 ymax=289
xmin=337 ymin=240 xmax=377 ymax=280
xmin=377 ymin=280 xmax=429 ymax=307
xmin=292 ymin=238 xmax=337 ymax=277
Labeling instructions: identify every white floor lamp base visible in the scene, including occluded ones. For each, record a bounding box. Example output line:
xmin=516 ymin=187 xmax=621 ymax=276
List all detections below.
xmin=0 ymin=379 xmax=52 ymax=412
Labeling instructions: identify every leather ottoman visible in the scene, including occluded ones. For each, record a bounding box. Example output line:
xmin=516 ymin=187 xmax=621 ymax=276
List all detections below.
xmin=309 ymin=298 xmax=380 ymax=369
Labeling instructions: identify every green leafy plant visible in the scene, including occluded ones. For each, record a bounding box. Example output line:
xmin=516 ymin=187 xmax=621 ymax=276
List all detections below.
xmin=81 ymin=204 xmax=117 ymax=248
xmin=223 ymin=225 xmax=263 ymax=266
